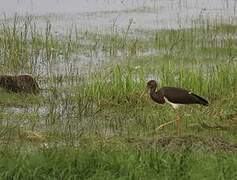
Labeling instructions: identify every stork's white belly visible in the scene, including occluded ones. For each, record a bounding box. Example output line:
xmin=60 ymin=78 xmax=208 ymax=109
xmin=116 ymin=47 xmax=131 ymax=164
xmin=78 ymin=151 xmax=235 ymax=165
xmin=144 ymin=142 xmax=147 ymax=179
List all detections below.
xmin=164 ymin=97 xmax=182 ymax=109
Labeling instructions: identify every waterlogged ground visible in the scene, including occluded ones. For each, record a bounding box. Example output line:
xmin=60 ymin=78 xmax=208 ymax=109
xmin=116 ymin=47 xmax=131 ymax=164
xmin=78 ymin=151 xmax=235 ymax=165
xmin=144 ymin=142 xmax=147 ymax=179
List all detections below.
xmin=0 ymin=0 xmax=237 ymax=179
xmin=0 ymin=0 xmax=236 ymax=76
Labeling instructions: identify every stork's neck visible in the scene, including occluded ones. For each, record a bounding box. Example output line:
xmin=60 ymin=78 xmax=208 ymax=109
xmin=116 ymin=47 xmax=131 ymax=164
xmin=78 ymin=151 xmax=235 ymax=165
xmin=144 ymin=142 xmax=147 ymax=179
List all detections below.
xmin=149 ymin=87 xmax=157 ymax=99
xmin=149 ymin=87 xmax=156 ymax=94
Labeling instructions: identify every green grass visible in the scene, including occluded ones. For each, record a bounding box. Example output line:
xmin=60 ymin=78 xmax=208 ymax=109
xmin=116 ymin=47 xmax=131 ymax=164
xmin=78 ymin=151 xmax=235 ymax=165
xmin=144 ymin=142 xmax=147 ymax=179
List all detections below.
xmin=0 ymin=15 xmax=236 ymax=179
xmin=0 ymin=144 xmax=236 ymax=179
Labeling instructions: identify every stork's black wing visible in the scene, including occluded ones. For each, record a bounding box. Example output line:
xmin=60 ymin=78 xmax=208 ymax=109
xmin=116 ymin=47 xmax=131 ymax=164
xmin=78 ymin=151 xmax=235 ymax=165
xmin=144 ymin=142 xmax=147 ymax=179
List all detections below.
xmin=160 ymin=87 xmax=208 ymax=106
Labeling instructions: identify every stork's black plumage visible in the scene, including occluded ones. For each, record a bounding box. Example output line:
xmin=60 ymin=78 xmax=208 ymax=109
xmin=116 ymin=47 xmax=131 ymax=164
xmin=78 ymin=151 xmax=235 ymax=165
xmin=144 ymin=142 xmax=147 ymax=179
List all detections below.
xmin=147 ymin=80 xmax=208 ymax=108
xmin=147 ymin=80 xmax=208 ymax=135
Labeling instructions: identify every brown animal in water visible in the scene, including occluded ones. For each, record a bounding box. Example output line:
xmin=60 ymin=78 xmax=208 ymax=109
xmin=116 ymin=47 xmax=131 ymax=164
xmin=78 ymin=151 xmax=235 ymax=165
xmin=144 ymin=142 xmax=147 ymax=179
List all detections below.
xmin=0 ymin=75 xmax=40 ymax=94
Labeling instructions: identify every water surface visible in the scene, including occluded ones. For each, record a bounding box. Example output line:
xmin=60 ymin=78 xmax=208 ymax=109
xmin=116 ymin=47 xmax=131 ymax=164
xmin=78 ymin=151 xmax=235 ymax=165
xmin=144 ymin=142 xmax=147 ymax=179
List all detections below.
xmin=0 ymin=0 xmax=236 ymax=32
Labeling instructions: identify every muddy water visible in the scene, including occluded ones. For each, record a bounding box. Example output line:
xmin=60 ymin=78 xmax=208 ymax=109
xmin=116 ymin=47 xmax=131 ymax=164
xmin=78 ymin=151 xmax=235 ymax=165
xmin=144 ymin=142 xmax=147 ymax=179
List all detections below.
xmin=0 ymin=0 xmax=236 ymax=31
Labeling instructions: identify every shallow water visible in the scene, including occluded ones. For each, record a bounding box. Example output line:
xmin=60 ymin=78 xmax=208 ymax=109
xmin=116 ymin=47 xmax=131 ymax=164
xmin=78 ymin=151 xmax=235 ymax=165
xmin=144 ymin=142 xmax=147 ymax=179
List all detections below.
xmin=0 ymin=0 xmax=236 ymax=32
xmin=0 ymin=0 xmax=236 ymax=77
xmin=0 ymin=0 xmax=236 ymax=87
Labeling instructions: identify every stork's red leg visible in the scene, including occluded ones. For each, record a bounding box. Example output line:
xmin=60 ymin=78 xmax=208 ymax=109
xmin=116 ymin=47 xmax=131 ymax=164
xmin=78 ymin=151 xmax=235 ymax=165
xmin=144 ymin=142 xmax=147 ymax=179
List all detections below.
xmin=176 ymin=114 xmax=181 ymax=136
xmin=156 ymin=120 xmax=176 ymax=131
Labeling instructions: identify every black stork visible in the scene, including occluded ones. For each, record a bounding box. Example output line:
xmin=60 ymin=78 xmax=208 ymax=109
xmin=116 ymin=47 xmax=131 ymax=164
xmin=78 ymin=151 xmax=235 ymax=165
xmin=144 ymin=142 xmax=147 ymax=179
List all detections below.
xmin=147 ymin=80 xmax=208 ymax=135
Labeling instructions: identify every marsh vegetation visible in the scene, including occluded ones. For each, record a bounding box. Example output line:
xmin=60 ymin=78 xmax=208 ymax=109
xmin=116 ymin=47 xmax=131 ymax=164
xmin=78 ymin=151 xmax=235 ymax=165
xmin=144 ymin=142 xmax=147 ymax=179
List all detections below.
xmin=0 ymin=0 xmax=237 ymax=179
